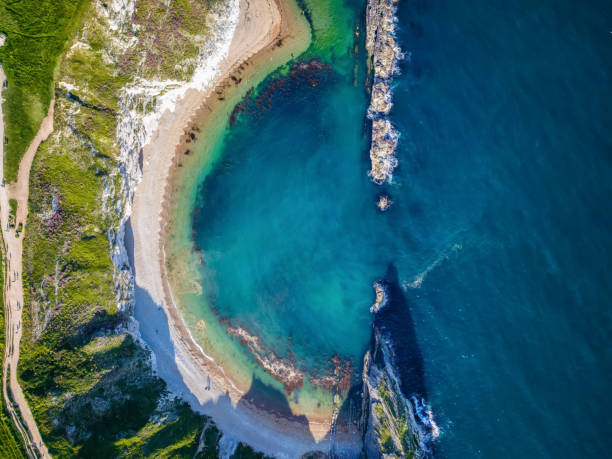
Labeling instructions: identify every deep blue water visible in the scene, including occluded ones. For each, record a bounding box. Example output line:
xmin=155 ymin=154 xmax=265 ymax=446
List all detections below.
xmin=393 ymin=0 xmax=612 ymax=456
xmin=190 ymin=0 xmax=612 ymax=455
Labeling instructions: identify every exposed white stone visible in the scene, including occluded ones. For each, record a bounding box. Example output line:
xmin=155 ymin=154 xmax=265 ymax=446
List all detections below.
xmin=366 ymin=0 xmax=402 ymax=185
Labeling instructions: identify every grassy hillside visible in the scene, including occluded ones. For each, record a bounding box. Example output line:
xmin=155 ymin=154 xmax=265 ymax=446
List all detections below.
xmin=0 ymin=0 xmax=90 ymax=182
xmin=17 ymin=2 xmax=206 ymax=455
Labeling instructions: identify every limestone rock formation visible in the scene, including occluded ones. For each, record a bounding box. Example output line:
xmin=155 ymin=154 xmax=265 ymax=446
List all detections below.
xmin=366 ymin=0 xmax=402 ymax=185
xmin=370 ymin=119 xmax=399 ymax=185
xmin=371 ymin=80 xmax=392 ymax=115
xmin=361 ymin=273 xmax=438 ymax=458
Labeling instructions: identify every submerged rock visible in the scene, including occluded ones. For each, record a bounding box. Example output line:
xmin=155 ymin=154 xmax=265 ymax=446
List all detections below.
xmin=227 ymin=325 xmax=305 ymax=393
xmin=227 ymin=325 xmax=354 ymax=394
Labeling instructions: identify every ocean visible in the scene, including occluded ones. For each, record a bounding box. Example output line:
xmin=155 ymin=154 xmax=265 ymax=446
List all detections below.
xmin=180 ymin=0 xmax=612 ymax=455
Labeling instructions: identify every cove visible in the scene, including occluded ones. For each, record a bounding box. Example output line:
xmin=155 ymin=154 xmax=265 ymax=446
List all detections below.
xmin=167 ymin=0 xmax=612 ymax=454
xmin=167 ymin=0 xmax=381 ymax=413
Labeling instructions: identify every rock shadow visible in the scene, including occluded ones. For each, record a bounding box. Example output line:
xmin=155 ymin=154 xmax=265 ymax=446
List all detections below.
xmin=321 ymin=263 xmax=432 ymax=456
xmin=374 ymin=262 xmax=428 ymax=400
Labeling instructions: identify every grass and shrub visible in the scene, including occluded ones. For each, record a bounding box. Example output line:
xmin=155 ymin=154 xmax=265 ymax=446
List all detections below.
xmin=0 ymin=232 xmax=26 ymax=458
xmin=0 ymin=0 xmax=91 ymax=182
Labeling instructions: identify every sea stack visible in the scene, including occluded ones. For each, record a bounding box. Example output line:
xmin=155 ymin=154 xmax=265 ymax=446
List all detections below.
xmin=366 ymin=0 xmax=402 ymax=185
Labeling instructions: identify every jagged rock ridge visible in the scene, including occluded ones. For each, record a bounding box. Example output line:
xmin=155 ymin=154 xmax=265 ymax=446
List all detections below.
xmin=365 ymin=0 xmax=402 ymax=186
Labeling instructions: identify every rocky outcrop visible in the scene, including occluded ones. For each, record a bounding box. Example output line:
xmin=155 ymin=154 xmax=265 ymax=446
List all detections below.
xmin=370 ymin=119 xmax=399 ymax=186
xmin=370 ymin=281 xmax=388 ymax=313
xmin=376 ymin=194 xmax=392 ymax=211
xmin=362 ymin=329 xmax=435 ymax=458
xmin=366 ymin=0 xmax=402 ymax=185
xmin=370 ymin=80 xmax=392 ymax=115
xmin=361 ymin=279 xmax=438 ymax=458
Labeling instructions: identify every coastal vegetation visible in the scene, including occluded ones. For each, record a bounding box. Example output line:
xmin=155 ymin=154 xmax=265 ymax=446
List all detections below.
xmin=0 ymin=236 xmax=26 ymax=458
xmin=0 ymin=0 xmax=91 ymax=182
xmin=125 ymin=0 xmax=218 ymax=80
xmin=11 ymin=0 xmax=257 ymax=456
xmin=17 ymin=1 xmax=208 ymax=452
xmin=8 ymin=198 xmax=16 ymax=228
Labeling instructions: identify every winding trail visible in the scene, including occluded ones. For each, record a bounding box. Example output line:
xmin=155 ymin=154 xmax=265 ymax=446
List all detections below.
xmin=0 ymin=65 xmax=52 ymax=459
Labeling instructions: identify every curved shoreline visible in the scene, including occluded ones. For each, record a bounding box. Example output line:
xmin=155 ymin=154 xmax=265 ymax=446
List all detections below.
xmin=131 ymin=0 xmax=361 ymax=455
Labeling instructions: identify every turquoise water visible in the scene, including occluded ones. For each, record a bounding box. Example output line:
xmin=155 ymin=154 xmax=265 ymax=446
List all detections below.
xmin=187 ymin=0 xmax=612 ymax=455
xmin=192 ymin=61 xmax=375 ymax=374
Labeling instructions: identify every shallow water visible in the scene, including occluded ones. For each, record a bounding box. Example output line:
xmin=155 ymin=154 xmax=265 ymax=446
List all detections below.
xmin=181 ymin=0 xmax=612 ymax=455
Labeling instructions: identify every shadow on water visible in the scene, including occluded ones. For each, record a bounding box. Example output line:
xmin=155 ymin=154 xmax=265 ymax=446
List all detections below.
xmin=317 ymin=263 xmax=431 ymax=457
xmin=374 ymin=263 xmax=428 ymax=400
xmin=236 ymin=376 xmax=312 ymax=428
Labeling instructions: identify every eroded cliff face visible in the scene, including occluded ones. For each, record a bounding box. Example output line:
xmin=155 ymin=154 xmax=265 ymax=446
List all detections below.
xmin=110 ymin=0 xmax=239 ymax=321
xmin=365 ymin=0 xmax=402 ymax=186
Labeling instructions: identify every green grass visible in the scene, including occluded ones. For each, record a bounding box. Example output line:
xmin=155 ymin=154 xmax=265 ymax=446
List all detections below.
xmin=0 ymin=232 xmax=26 ymax=458
xmin=0 ymin=0 xmax=91 ymax=182
xmin=8 ymin=198 xmax=16 ymax=228
xmin=371 ymin=375 xmax=422 ymax=458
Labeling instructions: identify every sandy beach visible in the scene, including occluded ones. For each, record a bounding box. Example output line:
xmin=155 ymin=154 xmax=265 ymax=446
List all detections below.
xmin=130 ymin=0 xmax=361 ymax=456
